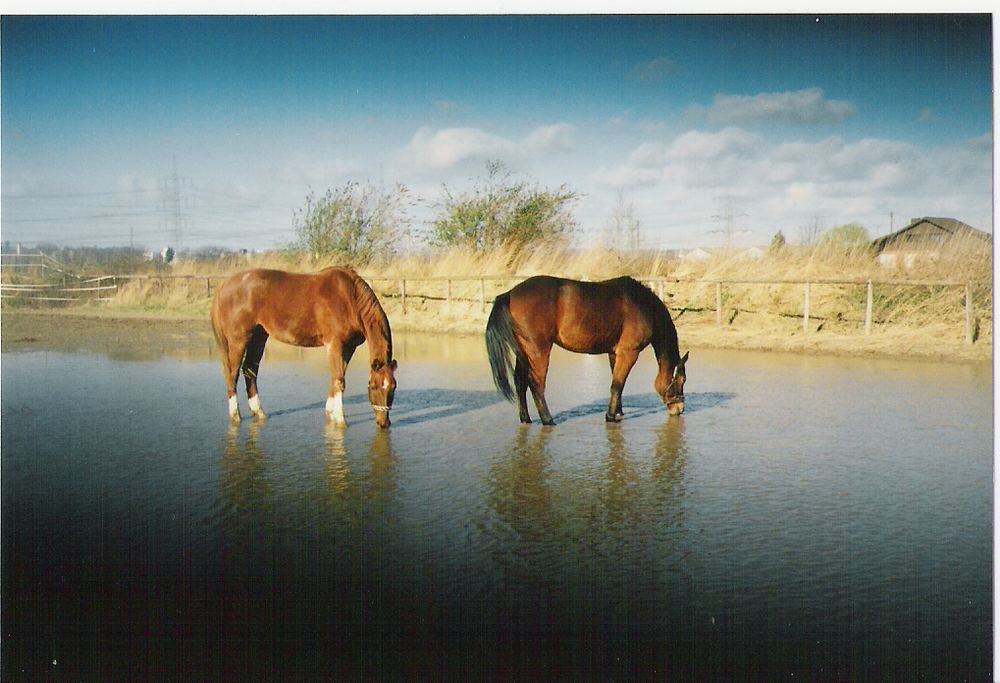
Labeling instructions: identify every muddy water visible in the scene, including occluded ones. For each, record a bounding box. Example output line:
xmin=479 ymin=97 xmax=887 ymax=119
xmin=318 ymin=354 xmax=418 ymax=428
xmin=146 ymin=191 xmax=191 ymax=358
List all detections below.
xmin=2 ymin=335 xmax=992 ymax=679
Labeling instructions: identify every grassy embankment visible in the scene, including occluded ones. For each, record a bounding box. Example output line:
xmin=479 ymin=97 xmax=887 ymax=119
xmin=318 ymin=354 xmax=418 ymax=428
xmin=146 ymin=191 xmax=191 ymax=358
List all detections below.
xmin=8 ymin=239 xmax=993 ymax=361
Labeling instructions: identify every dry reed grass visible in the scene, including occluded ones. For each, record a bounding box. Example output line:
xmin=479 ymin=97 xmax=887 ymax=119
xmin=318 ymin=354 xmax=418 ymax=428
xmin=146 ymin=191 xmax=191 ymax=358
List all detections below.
xmin=31 ymin=239 xmax=991 ymax=361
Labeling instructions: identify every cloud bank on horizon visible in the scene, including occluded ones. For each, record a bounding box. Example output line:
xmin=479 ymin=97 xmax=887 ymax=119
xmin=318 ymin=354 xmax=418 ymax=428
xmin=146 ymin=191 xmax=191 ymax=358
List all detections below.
xmin=1 ymin=15 xmax=992 ymax=251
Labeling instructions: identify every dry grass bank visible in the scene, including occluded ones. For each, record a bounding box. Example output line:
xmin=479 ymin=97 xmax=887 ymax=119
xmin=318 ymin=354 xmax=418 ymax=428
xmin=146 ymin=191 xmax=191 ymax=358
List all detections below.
xmin=6 ymin=240 xmax=992 ymax=362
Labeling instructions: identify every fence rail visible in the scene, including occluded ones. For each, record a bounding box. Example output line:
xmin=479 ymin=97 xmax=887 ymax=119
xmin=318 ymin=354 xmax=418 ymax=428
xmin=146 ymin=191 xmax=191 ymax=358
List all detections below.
xmin=1 ymin=272 xmax=985 ymax=344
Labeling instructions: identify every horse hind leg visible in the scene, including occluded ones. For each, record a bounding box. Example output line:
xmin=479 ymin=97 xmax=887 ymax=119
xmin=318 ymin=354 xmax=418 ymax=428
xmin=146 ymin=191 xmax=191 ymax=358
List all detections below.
xmin=242 ymin=326 xmax=269 ymax=419
xmin=514 ymin=357 xmax=532 ymax=424
xmin=222 ymin=336 xmax=246 ymax=422
xmin=525 ymin=342 xmax=555 ymax=426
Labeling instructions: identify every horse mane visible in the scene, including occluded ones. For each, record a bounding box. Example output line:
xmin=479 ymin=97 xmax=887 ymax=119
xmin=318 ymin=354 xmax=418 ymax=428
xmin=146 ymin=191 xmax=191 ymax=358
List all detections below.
xmin=621 ymin=277 xmax=680 ymax=365
xmin=340 ymin=267 xmax=393 ymax=364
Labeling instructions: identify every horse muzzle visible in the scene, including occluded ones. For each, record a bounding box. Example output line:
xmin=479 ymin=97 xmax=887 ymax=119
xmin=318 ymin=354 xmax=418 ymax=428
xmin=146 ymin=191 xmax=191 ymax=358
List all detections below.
xmin=373 ymin=404 xmax=391 ymax=428
xmin=665 ymin=397 xmax=685 ymax=416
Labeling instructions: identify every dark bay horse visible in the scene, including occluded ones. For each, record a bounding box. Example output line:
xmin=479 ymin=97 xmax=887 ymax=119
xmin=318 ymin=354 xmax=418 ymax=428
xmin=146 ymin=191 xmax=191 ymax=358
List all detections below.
xmin=210 ymin=267 xmax=397 ymax=428
xmin=486 ymin=275 xmax=688 ymax=425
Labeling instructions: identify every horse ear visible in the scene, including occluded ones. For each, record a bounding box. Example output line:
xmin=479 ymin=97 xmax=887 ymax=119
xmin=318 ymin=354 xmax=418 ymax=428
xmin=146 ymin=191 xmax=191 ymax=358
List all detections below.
xmin=680 ymin=350 xmax=689 ymax=366
xmin=390 ymin=359 xmax=398 ymax=371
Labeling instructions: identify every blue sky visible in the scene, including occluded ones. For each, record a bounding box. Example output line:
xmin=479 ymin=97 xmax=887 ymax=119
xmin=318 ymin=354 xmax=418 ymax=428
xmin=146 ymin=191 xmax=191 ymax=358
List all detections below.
xmin=1 ymin=14 xmax=993 ymax=251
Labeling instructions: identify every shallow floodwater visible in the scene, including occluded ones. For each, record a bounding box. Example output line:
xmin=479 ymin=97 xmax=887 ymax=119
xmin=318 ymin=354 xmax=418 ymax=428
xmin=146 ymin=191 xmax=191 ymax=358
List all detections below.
xmin=2 ymin=334 xmax=992 ymax=679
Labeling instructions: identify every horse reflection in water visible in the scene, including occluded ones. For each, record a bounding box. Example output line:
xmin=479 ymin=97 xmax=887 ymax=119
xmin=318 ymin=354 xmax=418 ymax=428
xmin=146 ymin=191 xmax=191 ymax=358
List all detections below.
xmin=486 ymin=276 xmax=688 ymax=425
xmin=323 ymin=423 xmax=397 ymax=505
xmin=221 ymin=421 xmax=270 ymax=515
xmin=211 ymin=267 xmax=397 ymax=428
xmin=602 ymin=426 xmax=641 ymax=529
xmin=488 ymin=426 xmax=557 ymax=548
xmin=487 ymin=421 xmax=690 ymax=550
xmin=485 ymin=420 xmax=692 ymax=666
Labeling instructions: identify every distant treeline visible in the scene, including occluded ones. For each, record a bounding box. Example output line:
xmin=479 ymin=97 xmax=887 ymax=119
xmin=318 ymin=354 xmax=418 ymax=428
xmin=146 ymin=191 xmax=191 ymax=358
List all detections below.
xmin=2 ymin=242 xmax=245 ymax=272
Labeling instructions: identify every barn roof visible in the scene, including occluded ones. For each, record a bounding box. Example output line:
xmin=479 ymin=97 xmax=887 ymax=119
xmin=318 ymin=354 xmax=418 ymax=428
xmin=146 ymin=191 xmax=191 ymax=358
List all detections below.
xmin=872 ymin=217 xmax=991 ymax=251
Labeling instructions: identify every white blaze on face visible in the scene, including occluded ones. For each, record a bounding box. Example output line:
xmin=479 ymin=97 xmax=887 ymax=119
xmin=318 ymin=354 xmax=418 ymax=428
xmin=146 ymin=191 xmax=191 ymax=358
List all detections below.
xmin=326 ymin=392 xmax=345 ymax=423
xmin=383 ymin=378 xmax=390 ymax=390
xmin=228 ymin=395 xmax=239 ymax=418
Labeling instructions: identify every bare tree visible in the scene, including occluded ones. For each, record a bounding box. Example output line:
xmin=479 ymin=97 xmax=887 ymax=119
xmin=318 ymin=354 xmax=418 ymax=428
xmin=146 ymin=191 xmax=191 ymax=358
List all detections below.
xmin=604 ymin=189 xmax=642 ymax=251
xmin=797 ymin=216 xmax=824 ymax=247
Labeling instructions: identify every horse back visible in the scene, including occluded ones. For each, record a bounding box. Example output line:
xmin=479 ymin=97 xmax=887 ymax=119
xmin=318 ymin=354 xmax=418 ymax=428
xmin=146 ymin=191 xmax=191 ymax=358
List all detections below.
xmin=212 ymin=267 xmax=361 ymax=347
xmin=507 ymin=275 xmax=656 ymax=354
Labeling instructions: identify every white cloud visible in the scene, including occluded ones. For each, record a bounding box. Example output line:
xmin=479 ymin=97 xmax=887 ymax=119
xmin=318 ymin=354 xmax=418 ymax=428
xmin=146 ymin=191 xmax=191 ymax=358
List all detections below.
xmin=588 ymin=127 xmax=992 ymax=247
xmin=708 ymin=87 xmax=856 ymax=125
xmin=397 ymin=123 xmax=577 ymax=172
xmin=667 ymin=127 xmax=761 ymax=161
xmin=523 ymin=123 xmax=577 ymax=154
xmin=276 ymin=154 xmax=358 ymax=186
xmin=595 ymin=128 xmax=760 ymax=189
xmin=116 ymin=174 xmax=158 ymax=193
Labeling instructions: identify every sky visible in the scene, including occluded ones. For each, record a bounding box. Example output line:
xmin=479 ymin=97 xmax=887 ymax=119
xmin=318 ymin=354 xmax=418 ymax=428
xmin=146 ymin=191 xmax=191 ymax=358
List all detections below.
xmin=1 ymin=14 xmax=993 ymax=252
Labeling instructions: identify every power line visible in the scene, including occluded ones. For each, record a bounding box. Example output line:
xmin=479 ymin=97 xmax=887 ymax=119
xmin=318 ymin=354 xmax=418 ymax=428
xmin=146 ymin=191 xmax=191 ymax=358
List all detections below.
xmin=3 ymin=210 xmax=164 ymax=223
xmin=158 ymin=157 xmax=192 ymax=250
xmin=0 ymin=188 xmax=160 ymax=200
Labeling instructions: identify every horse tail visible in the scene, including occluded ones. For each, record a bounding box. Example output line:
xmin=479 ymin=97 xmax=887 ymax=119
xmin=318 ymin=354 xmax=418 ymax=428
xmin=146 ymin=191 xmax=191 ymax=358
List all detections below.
xmin=485 ymin=291 xmax=524 ymax=402
xmin=209 ymin=295 xmax=229 ymax=361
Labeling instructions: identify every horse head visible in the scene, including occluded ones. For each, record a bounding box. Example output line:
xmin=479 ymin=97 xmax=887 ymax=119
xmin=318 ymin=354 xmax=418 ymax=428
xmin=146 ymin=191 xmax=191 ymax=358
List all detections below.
xmin=657 ymin=350 xmax=688 ymax=416
xmin=368 ymin=358 xmax=398 ymax=428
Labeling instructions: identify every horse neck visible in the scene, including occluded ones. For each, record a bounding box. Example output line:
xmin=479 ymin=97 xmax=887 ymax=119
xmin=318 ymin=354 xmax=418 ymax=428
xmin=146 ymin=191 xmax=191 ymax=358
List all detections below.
xmin=650 ymin=308 xmax=680 ymax=371
xmin=353 ymin=278 xmax=393 ymax=364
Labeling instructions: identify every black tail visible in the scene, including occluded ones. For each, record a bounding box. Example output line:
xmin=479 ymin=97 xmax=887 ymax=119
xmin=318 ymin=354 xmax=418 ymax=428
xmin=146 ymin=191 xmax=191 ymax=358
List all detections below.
xmin=485 ymin=292 xmax=524 ymax=402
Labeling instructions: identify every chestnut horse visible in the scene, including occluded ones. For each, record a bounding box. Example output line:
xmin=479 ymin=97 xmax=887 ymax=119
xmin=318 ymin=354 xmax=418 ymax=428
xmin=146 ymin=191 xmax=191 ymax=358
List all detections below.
xmin=210 ymin=267 xmax=397 ymax=428
xmin=486 ymin=275 xmax=688 ymax=425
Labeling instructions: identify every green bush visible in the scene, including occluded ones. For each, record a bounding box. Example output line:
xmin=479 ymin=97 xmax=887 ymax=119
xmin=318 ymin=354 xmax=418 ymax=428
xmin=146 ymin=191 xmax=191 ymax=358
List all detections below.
xmin=431 ymin=161 xmax=578 ymax=252
xmin=294 ymin=182 xmax=411 ymax=264
xmin=821 ymin=222 xmax=872 ymax=250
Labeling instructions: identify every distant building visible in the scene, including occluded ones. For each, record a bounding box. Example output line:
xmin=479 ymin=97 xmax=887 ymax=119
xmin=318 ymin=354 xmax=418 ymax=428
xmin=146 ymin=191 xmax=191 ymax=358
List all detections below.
xmin=872 ymin=217 xmax=990 ymax=268
xmin=677 ymin=246 xmax=765 ymax=261
xmin=679 ymin=247 xmax=712 ymax=262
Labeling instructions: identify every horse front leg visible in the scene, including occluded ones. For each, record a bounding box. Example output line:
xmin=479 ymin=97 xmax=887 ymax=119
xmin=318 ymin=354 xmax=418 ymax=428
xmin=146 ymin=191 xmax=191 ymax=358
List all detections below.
xmin=608 ymin=352 xmax=623 ymax=418
xmin=325 ymin=342 xmax=355 ymax=426
xmin=242 ymin=326 xmax=269 ymax=419
xmin=607 ymin=348 xmax=639 ymax=422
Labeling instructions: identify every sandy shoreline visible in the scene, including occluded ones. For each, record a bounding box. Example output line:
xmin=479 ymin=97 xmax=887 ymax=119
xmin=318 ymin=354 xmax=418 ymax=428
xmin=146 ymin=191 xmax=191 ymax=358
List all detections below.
xmin=1 ymin=307 xmax=991 ymax=363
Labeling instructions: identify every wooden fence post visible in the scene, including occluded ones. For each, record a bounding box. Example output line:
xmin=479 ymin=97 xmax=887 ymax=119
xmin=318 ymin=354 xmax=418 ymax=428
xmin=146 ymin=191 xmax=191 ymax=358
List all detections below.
xmin=803 ymin=282 xmax=811 ymax=333
xmin=479 ymin=278 xmax=486 ymax=314
xmin=864 ymin=280 xmax=873 ymax=335
xmin=446 ymin=279 xmax=452 ymax=313
xmin=965 ymin=283 xmax=973 ymax=344
xmin=400 ymin=279 xmax=407 ymax=315
xmin=715 ymin=282 xmax=722 ymax=326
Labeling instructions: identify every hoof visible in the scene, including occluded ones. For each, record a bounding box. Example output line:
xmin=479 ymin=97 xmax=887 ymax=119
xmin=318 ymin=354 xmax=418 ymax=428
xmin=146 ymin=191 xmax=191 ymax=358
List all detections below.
xmin=327 ymin=414 xmax=348 ymax=427
xmin=252 ymin=411 xmax=268 ymax=421
xmin=541 ymin=419 xmax=556 ymax=427
xmin=519 ymin=417 xmax=532 ymax=424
